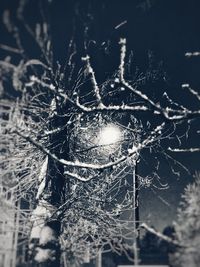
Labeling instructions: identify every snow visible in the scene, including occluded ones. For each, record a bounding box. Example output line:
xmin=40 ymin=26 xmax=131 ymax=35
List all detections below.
xmin=30 ymin=200 xmax=55 ymax=239
xmin=39 ymin=225 xmax=57 ymax=245
xmin=34 ymin=247 xmax=56 ymax=263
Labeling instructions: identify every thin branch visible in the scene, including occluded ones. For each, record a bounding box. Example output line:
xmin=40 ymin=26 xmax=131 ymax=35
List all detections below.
xmin=185 ymin=51 xmax=200 ymax=57
xmin=168 ymin=147 xmax=200 ymax=153
xmin=119 ymin=39 xmax=200 ymax=121
xmin=140 ymin=223 xmax=180 ymax=247
xmin=82 ymin=55 xmax=104 ymax=107
xmin=182 ymin=84 xmax=200 ymax=102
xmin=0 ymin=44 xmax=22 ymax=54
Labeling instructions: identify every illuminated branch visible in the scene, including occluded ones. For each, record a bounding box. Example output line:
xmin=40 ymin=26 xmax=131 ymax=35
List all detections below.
xmin=14 ymin=122 xmax=164 ymax=180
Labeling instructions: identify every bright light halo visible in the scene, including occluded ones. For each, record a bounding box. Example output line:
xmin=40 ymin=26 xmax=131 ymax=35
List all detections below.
xmin=98 ymin=124 xmax=122 ymax=146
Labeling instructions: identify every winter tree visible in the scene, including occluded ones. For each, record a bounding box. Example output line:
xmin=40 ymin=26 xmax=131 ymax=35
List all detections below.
xmin=0 ymin=1 xmax=200 ymax=266
xmin=170 ymin=174 xmax=200 ymax=267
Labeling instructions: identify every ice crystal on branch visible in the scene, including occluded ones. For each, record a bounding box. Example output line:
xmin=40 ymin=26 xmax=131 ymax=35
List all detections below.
xmin=0 ymin=0 xmax=200 ymax=265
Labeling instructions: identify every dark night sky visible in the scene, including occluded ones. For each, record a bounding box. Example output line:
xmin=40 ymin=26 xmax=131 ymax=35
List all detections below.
xmin=1 ymin=0 xmax=200 ymax=231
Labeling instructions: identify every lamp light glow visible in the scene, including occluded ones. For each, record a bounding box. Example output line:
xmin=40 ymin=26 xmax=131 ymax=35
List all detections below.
xmin=98 ymin=124 xmax=122 ymax=146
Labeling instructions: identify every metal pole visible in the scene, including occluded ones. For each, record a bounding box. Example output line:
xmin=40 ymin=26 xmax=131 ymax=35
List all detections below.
xmin=133 ymin=165 xmax=139 ymax=266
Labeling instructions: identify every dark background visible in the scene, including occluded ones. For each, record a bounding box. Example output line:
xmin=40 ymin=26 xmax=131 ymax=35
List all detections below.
xmin=1 ymin=0 xmax=200 ymax=231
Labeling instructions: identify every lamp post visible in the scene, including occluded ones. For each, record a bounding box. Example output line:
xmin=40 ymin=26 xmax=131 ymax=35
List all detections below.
xmin=133 ymin=163 xmax=139 ymax=266
xmin=95 ymin=123 xmax=123 ymax=267
xmin=96 ymin=122 xmax=140 ymax=266
xmin=78 ymin=119 xmax=140 ymax=267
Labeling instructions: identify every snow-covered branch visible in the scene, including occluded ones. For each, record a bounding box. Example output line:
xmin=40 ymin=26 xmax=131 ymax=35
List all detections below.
xmin=168 ymin=147 xmax=200 ymax=153
xmin=140 ymin=223 xmax=180 ymax=247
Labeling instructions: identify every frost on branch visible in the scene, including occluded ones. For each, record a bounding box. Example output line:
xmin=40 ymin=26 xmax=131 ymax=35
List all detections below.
xmin=170 ymin=174 xmax=200 ymax=267
xmin=0 ymin=1 xmax=200 ymax=265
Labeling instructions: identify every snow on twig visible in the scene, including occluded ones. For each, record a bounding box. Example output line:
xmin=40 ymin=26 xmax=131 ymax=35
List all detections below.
xmin=140 ymin=223 xmax=180 ymax=247
xmin=168 ymin=147 xmax=200 ymax=153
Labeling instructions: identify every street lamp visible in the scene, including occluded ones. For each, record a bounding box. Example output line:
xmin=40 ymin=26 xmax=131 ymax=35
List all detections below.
xmin=98 ymin=124 xmax=122 ymax=146
xmin=74 ymin=118 xmax=140 ymax=266
xmin=99 ymin=123 xmax=139 ymax=266
xmin=95 ymin=123 xmax=123 ymax=267
xmin=95 ymin=123 xmax=139 ymax=266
